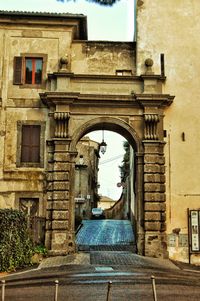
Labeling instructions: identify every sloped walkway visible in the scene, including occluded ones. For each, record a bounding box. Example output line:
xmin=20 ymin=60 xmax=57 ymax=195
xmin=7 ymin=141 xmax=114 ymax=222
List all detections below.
xmin=76 ymin=219 xmax=135 ymax=251
xmin=38 ymin=252 xmax=178 ymax=270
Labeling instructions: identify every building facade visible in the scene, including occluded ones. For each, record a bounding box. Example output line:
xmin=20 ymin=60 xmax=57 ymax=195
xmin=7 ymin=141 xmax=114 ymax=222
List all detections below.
xmin=136 ymin=0 xmax=200 ymax=264
xmin=74 ymin=137 xmax=99 ymax=222
xmin=0 ymin=4 xmax=199 ymax=263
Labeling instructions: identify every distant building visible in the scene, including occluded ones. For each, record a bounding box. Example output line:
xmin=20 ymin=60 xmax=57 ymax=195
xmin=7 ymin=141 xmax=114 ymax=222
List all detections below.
xmin=98 ymin=196 xmax=116 ymax=210
xmin=74 ymin=137 xmax=100 ymax=221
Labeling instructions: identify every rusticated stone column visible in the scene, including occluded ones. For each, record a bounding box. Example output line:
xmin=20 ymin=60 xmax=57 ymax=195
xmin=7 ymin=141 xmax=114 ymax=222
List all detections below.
xmin=143 ymin=141 xmax=168 ymax=258
xmin=45 ymin=139 xmax=77 ymax=255
xmin=135 ymin=152 xmax=145 ymax=255
xmin=45 ymin=140 xmax=54 ymax=251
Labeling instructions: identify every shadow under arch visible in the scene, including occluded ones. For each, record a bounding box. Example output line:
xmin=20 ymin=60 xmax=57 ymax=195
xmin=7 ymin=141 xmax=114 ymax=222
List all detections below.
xmin=70 ymin=116 xmax=143 ymax=153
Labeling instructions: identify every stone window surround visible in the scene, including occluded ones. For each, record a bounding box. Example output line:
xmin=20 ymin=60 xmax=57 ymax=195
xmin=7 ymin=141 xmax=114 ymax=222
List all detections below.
xmin=16 ymin=120 xmax=46 ymax=168
xmin=14 ymin=53 xmax=47 ymax=89
xmin=15 ymin=192 xmax=45 ymax=217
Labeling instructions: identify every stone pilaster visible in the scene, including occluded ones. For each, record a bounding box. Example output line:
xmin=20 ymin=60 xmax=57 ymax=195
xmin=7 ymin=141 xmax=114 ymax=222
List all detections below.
xmin=143 ymin=141 xmax=168 ymax=258
xmin=135 ymin=153 xmax=145 ymax=255
xmin=45 ymin=140 xmax=54 ymax=251
xmin=45 ymin=139 xmax=77 ymax=255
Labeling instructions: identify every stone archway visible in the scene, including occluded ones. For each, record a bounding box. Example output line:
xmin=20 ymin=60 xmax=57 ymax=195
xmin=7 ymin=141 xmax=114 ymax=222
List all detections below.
xmin=70 ymin=116 xmax=142 ymax=151
xmin=41 ymin=73 xmax=174 ymax=258
xmin=70 ymin=116 xmax=144 ymax=255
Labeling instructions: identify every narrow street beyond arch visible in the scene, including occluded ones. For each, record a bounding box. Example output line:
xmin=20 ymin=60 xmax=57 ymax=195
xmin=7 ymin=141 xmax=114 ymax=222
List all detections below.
xmin=76 ymin=219 xmax=135 ymax=251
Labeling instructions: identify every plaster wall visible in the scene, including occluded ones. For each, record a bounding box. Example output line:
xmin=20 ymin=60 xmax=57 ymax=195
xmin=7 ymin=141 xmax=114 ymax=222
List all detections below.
xmin=137 ymin=0 xmax=200 ymax=263
xmin=69 ymin=79 xmax=142 ymax=95
xmin=71 ymin=42 xmax=136 ymax=75
xmin=0 ymin=22 xmax=73 ymax=212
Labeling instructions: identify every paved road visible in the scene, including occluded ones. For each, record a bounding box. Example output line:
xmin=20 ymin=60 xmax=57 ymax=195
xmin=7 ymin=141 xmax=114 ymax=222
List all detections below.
xmin=2 ymin=258 xmax=200 ymax=301
xmin=2 ymin=220 xmax=200 ymax=300
xmin=76 ymin=219 xmax=135 ymax=248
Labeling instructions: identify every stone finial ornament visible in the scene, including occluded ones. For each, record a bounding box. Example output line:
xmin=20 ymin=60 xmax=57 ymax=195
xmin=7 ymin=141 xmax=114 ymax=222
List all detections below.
xmin=59 ymin=55 xmax=69 ymax=71
xmin=145 ymin=58 xmax=154 ymax=74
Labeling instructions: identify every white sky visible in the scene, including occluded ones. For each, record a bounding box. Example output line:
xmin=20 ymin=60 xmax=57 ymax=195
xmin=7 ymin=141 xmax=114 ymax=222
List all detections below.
xmin=87 ymin=131 xmax=125 ymax=201
xmin=0 ymin=0 xmax=134 ymax=41
xmin=0 ymin=0 xmax=134 ymax=200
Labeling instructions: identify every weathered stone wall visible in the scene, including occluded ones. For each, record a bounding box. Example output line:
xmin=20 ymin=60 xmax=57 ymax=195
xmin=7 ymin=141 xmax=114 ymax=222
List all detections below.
xmin=0 ymin=15 xmax=76 ymax=215
xmin=72 ymin=42 xmax=136 ymax=75
xmin=137 ymin=0 xmax=200 ymax=263
xmin=0 ymin=11 xmax=174 ymax=258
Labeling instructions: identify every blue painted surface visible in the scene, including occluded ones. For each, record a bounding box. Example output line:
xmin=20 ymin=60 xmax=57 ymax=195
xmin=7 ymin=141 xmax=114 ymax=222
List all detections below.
xmin=76 ymin=219 xmax=134 ymax=246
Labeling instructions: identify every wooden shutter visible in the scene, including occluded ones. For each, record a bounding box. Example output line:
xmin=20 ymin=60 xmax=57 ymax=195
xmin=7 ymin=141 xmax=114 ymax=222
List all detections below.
xmin=13 ymin=56 xmax=23 ymax=85
xmin=21 ymin=125 xmax=41 ymax=163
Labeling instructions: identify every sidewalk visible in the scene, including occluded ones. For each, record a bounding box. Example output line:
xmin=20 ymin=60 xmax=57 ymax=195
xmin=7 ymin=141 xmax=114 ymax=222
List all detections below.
xmin=39 ymin=252 xmax=90 ymax=268
xmin=38 ymin=252 xmax=178 ymax=270
xmin=1 ymin=252 xmax=200 ymax=281
xmin=171 ymin=259 xmax=200 ymax=273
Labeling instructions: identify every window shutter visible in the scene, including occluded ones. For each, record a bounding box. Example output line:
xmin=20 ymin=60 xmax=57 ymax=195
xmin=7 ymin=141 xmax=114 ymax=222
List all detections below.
xmin=31 ymin=126 xmax=40 ymax=162
xmin=13 ymin=56 xmax=23 ymax=85
xmin=21 ymin=125 xmax=40 ymax=163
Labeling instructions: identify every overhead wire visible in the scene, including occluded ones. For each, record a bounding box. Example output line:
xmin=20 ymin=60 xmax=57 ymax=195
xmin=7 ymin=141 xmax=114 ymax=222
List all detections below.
xmin=99 ymin=154 xmax=124 ymax=165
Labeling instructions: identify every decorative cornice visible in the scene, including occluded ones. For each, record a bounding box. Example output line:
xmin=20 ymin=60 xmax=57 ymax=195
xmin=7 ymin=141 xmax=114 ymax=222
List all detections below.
xmin=47 ymin=72 xmax=141 ymax=81
xmin=40 ymin=91 xmax=174 ymax=109
xmin=40 ymin=92 xmax=137 ymax=108
xmin=135 ymin=93 xmax=174 ymax=107
xmin=140 ymin=74 xmax=166 ymax=81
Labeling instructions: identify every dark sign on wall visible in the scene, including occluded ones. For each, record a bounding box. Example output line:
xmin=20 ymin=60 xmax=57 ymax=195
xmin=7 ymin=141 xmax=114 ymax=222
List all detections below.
xmin=188 ymin=209 xmax=200 ymax=252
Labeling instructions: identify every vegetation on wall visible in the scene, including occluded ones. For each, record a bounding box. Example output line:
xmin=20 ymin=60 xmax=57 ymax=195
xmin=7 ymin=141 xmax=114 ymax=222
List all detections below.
xmin=119 ymin=141 xmax=130 ymax=181
xmin=0 ymin=209 xmax=33 ymax=272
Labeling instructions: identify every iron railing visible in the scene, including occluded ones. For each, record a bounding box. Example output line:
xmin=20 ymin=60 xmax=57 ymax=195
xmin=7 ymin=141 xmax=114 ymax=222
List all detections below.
xmin=1 ymin=276 xmax=158 ymax=301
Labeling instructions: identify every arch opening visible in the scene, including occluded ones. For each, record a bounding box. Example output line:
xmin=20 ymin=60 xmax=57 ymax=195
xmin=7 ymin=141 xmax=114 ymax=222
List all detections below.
xmin=72 ymin=117 xmax=144 ymax=253
xmin=70 ymin=117 xmax=142 ymax=154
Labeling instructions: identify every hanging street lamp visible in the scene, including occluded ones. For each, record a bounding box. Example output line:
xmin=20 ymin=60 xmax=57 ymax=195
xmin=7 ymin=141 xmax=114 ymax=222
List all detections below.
xmin=99 ymin=130 xmax=107 ymax=155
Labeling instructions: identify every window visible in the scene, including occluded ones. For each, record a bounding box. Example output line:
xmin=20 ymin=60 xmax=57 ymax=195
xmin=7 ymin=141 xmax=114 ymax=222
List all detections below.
xmin=116 ymin=69 xmax=132 ymax=76
xmin=19 ymin=198 xmax=39 ymax=217
xmin=13 ymin=54 xmax=47 ymax=88
xmin=21 ymin=125 xmax=41 ymax=163
xmin=17 ymin=121 xmax=45 ymax=167
xmin=25 ymin=58 xmax=43 ymax=85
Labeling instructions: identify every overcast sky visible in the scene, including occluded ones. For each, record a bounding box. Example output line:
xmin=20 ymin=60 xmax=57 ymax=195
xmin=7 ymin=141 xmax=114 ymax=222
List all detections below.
xmin=0 ymin=0 xmax=134 ymax=200
xmin=0 ymin=0 xmax=134 ymax=41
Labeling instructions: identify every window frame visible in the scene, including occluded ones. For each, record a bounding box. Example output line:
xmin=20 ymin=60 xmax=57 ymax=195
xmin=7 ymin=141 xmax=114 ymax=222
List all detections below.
xmin=19 ymin=197 xmax=40 ymax=217
xmin=13 ymin=53 xmax=47 ymax=89
xmin=15 ymin=193 xmax=44 ymax=217
xmin=24 ymin=57 xmax=43 ymax=85
xmin=21 ymin=124 xmax=41 ymax=164
xmin=16 ymin=121 xmax=46 ymax=168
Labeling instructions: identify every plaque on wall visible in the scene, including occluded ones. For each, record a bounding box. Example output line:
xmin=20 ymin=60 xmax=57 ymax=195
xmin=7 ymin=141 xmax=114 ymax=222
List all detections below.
xmin=190 ymin=210 xmax=200 ymax=252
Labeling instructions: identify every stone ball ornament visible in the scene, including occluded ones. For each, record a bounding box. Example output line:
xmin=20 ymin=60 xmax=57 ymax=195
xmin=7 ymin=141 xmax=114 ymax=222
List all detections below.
xmin=59 ymin=55 xmax=69 ymax=71
xmin=145 ymin=58 xmax=154 ymax=67
xmin=60 ymin=55 xmax=68 ymax=65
